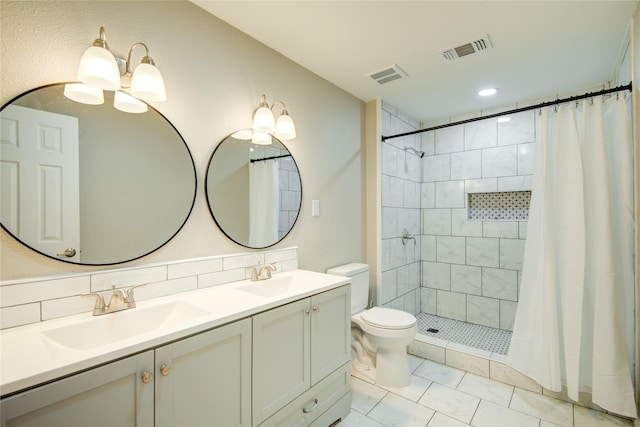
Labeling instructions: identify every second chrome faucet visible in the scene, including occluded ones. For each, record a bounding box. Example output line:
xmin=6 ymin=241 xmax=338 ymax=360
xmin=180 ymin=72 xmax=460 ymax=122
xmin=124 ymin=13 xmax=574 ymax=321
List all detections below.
xmin=249 ymin=263 xmax=277 ymax=281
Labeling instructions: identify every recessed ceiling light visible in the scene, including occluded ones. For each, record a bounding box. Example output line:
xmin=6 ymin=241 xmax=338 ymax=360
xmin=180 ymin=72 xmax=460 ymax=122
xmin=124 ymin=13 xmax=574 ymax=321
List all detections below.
xmin=478 ymin=88 xmax=498 ymax=97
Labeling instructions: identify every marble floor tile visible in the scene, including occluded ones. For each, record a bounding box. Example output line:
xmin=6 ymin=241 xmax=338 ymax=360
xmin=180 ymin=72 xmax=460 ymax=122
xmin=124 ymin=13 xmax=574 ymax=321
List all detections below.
xmin=413 ymin=359 xmax=466 ymax=388
xmin=426 ymin=412 xmax=470 ymax=427
xmin=379 ymin=374 xmax=433 ymax=402
xmin=350 ymin=376 xmax=388 ymax=415
xmin=573 ymin=406 xmax=634 ymax=427
xmin=339 ymin=409 xmax=386 ymax=427
xmin=368 ymin=393 xmax=436 ymax=427
xmin=509 ymin=388 xmax=574 ymax=427
xmin=418 ymin=382 xmax=480 ymax=423
xmin=408 ymin=354 xmax=424 ymax=372
xmin=472 ymin=400 xmax=539 ymax=427
xmin=338 ymin=355 xmax=634 ymax=427
xmin=456 ymin=372 xmax=514 ymax=407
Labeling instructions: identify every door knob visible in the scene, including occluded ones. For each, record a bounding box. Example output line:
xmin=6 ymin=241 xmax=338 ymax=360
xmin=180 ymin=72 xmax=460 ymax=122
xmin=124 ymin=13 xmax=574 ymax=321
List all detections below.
xmin=56 ymin=248 xmax=76 ymax=257
xmin=141 ymin=371 xmax=154 ymax=384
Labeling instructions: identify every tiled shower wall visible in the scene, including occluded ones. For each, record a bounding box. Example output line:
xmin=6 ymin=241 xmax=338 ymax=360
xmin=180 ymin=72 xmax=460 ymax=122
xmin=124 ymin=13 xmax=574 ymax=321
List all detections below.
xmin=379 ymin=101 xmax=422 ymax=315
xmin=278 ymin=157 xmax=302 ymax=239
xmin=421 ymin=111 xmax=535 ymax=330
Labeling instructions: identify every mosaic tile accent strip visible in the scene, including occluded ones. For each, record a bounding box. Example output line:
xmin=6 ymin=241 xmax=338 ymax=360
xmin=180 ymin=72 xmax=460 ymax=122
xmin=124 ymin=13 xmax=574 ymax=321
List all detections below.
xmin=416 ymin=312 xmax=512 ymax=355
xmin=468 ymin=191 xmax=531 ymax=221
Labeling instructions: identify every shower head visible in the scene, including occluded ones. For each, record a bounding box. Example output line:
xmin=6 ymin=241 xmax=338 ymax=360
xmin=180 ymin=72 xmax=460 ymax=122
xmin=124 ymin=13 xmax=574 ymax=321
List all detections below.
xmin=404 ymin=147 xmax=425 ymax=158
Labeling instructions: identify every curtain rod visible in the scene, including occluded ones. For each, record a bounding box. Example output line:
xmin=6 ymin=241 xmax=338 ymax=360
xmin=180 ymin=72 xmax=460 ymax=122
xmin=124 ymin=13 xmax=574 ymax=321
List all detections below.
xmin=250 ymin=154 xmax=292 ymax=163
xmin=381 ymin=82 xmax=633 ymax=142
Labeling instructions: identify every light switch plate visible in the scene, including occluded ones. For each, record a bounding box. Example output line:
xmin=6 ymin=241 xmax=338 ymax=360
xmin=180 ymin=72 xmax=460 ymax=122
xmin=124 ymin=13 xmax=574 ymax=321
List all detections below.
xmin=312 ymin=200 xmax=320 ymax=217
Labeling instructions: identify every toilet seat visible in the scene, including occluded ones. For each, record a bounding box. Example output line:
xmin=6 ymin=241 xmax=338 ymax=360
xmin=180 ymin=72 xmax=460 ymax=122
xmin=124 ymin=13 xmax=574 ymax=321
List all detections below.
xmin=360 ymin=307 xmax=416 ymax=330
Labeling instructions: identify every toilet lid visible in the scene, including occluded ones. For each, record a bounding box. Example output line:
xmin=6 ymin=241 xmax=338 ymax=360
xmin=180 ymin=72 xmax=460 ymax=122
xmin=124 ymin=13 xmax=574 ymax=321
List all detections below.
xmin=361 ymin=307 xmax=416 ymax=330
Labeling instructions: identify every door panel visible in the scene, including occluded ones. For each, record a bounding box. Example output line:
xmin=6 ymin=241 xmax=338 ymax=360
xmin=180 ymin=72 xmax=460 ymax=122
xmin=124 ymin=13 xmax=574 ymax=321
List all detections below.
xmin=0 ymin=105 xmax=80 ymax=261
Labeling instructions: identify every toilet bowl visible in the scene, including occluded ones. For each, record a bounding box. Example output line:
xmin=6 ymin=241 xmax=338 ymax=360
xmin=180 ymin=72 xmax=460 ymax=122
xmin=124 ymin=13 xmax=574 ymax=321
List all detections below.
xmin=327 ymin=263 xmax=417 ymax=388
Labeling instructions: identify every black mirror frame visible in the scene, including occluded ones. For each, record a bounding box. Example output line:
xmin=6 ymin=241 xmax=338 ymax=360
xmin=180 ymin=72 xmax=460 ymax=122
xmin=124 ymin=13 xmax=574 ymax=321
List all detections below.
xmin=0 ymin=82 xmax=198 ymax=266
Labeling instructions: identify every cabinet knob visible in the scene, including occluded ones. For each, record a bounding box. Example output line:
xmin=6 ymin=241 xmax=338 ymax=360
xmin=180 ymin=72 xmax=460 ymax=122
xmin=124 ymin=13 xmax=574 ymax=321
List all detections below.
xmin=302 ymin=398 xmax=319 ymax=413
xmin=141 ymin=371 xmax=154 ymax=384
xmin=304 ymin=309 xmax=310 ymax=314
xmin=312 ymin=305 xmax=319 ymax=312
xmin=160 ymin=364 xmax=172 ymax=376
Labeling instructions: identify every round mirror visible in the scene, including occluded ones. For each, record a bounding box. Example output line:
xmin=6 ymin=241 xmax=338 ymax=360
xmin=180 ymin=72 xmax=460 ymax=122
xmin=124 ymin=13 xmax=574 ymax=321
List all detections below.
xmin=0 ymin=83 xmax=196 ymax=265
xmin=206 ymin=132 xmax=301 ymax=248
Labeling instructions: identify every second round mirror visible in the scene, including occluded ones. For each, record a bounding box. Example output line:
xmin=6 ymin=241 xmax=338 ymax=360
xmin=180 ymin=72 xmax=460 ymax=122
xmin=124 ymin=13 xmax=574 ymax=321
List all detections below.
xmin=205 ymin=132 xmax=301 ymax=248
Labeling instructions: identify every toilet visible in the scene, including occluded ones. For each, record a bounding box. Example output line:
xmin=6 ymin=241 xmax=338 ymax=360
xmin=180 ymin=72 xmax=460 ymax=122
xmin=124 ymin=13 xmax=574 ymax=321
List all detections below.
xmin=327 ymin=263 xmax=416 ymax=388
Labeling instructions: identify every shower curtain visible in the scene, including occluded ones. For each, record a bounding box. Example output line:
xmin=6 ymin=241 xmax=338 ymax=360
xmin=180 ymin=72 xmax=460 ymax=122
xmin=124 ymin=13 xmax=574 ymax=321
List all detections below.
xmin=508 ymin=92 xmax=636 ymax=417
xmin=248 ymin=159 xmax=279 ymax=247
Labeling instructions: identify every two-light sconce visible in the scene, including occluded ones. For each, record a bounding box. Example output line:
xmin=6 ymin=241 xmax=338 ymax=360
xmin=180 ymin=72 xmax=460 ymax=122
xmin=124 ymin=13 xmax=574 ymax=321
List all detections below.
xmin=233 ymin=94 xmax=296 ymax=145
xmin=64 ymin=27 xmax=166 ymax=113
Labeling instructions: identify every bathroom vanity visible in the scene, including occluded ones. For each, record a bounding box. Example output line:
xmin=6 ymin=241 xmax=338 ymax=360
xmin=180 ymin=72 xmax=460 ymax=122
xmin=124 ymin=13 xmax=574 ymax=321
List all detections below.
xmin=0 ymin=270 xmax=351 ymax=427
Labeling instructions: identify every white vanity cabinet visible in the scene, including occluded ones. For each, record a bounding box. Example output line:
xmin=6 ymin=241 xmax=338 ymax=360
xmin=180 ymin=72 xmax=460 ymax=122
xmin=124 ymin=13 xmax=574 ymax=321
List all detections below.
xmin=1 ymin=277 xmax=351 ymax=427
xmin=252 ymin=285 xmax=351 ymax=426
xmin=1 ymin=319 xmax=252 ymax=427
xmin=1 ymin=351 xmax=155 ymax=427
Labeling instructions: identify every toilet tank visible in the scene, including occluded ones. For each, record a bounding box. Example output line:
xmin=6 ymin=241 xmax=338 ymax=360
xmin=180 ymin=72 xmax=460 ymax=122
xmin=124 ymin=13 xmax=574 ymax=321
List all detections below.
xmin=327 ymin=263 xmax=369 ymax=314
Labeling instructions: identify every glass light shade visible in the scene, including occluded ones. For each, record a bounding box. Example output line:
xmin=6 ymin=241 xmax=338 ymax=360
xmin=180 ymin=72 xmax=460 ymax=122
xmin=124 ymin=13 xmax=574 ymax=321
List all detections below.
xmin=130 ymin=63 xmax=166 ymax=102
xmin=77 ymin=46 xmax=121 ymax=91
xmin=253 ymin=106 xmax=275 ymax=134
xmin=251 ymin=132 xmax=272 ymax=145
xmin=275 ymin=114 xmax=296 ymax=140
xmin=63 ymin=83 xmax=104 ymax=105
xmin=114 ymin=91 xmax=148 ymax=114
xmin=231 ymin=129 xmax=253 ymax=140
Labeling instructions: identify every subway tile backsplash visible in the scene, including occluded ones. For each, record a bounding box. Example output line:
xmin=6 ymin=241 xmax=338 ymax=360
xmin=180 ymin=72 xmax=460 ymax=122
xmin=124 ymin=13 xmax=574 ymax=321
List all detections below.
xmin=0 ymin=247 xmax=298 ymax=330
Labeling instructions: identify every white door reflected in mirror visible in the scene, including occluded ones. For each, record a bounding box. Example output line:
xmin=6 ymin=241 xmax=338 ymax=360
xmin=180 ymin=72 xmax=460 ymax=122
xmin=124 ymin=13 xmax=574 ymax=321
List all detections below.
xmin=0 ymin=105 xmax=80 ymax=262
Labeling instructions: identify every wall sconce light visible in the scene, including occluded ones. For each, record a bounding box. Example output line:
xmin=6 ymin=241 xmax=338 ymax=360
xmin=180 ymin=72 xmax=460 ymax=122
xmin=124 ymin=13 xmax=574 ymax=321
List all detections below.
xmin=250 ymin=94 xmax=297 ymax=143
xmin=65 ymin=27 xmax=166 ymax=113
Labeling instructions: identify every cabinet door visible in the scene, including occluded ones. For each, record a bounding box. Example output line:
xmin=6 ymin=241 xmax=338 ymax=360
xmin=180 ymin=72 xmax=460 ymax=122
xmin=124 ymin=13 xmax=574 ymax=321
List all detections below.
xmin=252 ymin=298 xmax=310 ymax=426
xmin=155 ymin=318 xmax=252 ymax=427
xmin=310 ymin=285 xmax=351 ymax=384
xmin=1 ymin=351 xmax=154 ymax=427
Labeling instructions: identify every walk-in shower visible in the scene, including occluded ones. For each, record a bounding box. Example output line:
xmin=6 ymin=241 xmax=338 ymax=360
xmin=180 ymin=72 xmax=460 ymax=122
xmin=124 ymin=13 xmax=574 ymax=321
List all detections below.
xmin=380 ymin=83 xmax=636 ymax=417
xmin=379 ymin=85 xmax=634 ymax=356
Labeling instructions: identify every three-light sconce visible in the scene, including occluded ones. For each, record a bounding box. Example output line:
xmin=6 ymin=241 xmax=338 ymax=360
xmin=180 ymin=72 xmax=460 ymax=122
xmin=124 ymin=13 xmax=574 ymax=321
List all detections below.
xmin=64 ymin=27 xmax=166 ymax=113
xmin=233 ymin=94 xmax=297 ymax=145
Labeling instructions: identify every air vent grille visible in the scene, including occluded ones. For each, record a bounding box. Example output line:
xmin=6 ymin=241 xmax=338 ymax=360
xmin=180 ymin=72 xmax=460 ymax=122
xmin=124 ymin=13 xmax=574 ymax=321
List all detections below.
xmin=441 ymin=35 xmax=493 ymax=61
xmin=368 ymin=64 xmax=408 ymax=85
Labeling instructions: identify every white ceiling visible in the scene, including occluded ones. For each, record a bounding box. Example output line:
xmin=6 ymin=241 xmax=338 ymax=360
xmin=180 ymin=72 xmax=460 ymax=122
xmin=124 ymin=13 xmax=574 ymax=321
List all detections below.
xmin=192 ymin=1 xmax=638 ymax=123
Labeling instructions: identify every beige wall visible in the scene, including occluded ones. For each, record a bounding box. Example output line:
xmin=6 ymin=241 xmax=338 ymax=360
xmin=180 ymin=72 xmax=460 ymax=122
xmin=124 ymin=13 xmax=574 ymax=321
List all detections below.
xmin=633 ymin=4 xmax=640 ymax=423
xmin=0 ymin=0 xmax=365 ymax=280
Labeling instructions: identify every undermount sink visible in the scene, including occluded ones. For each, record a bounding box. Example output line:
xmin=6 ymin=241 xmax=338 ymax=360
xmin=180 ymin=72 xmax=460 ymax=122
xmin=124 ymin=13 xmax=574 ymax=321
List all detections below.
xmin=42 ymin=301 xmax=210 ymax=351
xmin=237 ymin=276 xmax=294 ymax=298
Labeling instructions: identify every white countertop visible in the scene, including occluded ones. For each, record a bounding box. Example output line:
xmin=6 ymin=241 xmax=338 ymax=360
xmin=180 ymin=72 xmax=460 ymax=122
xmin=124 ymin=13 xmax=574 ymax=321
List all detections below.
xmin=0 ymin=269 xmax=349 ymax=397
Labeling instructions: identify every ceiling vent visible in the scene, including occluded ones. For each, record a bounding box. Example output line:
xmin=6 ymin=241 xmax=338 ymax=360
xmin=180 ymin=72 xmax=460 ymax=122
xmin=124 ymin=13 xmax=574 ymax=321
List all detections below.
xmin=441 ymin=35 xmax=493 ymax=61
xmin=368 ymin=64 xmax=408 ymax=85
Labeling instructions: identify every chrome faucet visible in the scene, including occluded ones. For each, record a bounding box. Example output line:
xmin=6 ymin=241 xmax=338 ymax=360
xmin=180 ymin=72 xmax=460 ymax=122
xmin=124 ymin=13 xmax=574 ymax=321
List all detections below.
xmin=249 ymin=263 xmax=277 ymax=281
xmin=82 ymin=284 xmax=145 ymax=316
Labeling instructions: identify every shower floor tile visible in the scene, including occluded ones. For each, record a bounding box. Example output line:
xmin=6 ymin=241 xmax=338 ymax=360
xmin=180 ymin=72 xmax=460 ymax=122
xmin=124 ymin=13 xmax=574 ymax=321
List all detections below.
xmin=416 ymin=313 xmax=512 ymax=355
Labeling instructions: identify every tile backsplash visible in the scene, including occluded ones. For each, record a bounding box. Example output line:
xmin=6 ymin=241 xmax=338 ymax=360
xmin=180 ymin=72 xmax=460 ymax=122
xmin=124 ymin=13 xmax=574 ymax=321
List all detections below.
xmin=0 ymin=247 xmax=298 ymax=330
